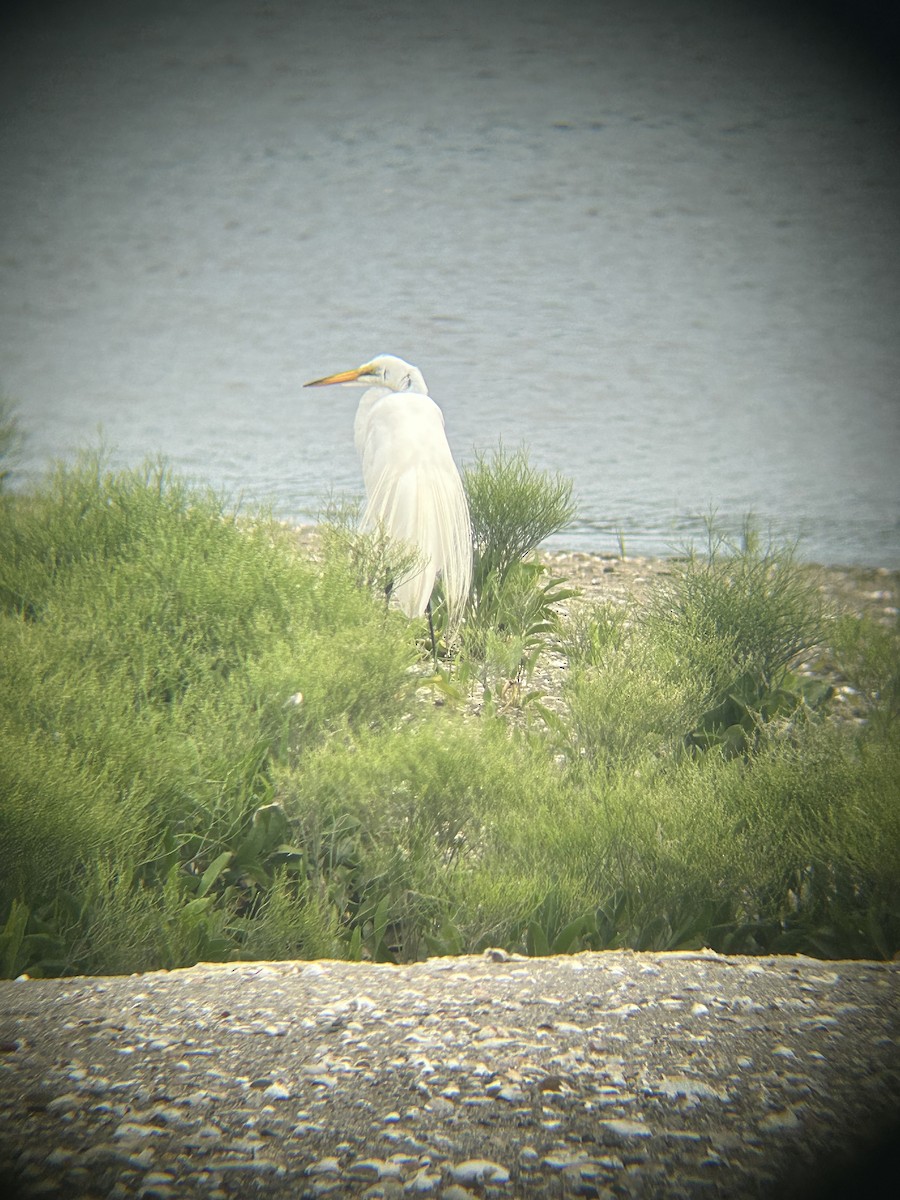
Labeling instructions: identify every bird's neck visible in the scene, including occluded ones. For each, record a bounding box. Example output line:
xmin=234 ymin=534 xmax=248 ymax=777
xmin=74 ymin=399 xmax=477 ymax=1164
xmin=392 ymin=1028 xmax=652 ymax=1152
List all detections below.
xmin=353 ymin=386 xmax=393 ymax=452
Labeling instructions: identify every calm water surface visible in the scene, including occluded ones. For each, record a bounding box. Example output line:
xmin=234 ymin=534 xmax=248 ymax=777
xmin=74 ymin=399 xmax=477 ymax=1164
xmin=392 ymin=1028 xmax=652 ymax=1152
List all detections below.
xmin=2 ymin=0 xmax=898 ymax=562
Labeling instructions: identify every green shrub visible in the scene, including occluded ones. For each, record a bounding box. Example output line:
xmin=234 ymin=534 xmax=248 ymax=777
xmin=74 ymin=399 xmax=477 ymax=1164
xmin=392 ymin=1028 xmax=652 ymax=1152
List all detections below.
xmin=2 ymin=449 xmax=897 ymax=974
xmin=0 ymin=400 xmax=22 ymax=491
xmin=0 ymin=454 xmax=417 ymax=973
xmin=464 ymin=444 xmax=575 ymax=588
xmin=272 ymin=717 xmax=561 ymax=961
xmin=458 ymin=445 xmax=576 ymax=685
xmin=830 ymin=610 xmax=900 ymax=732
xmin=563 ymin=522 xmax=827 ymax=766
xmin=658 ymin=520 xmax=823 ymax=680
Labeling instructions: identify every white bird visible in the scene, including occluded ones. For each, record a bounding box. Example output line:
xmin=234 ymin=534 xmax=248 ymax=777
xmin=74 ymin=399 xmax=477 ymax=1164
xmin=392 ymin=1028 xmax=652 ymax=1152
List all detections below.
xmin=304 ymin=354 xmax=473 ymax=631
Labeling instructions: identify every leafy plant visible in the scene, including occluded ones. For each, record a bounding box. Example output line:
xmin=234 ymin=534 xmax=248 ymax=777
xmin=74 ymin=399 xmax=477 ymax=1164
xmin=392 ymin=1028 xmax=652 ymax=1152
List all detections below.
xmin=659 ymin=517 xmax=825 ymax=692
xmin=0 ymin=454 xmax=417 ymax=974
xmin=2 ymin=449 xmax=898 ymax=974
xmin=453 ymin=445 xmax=576 ymax=696
xmin=464 ymin=443 xmax=575 ymax=592
xmin=564 ymin=519 xmax=828 ymax=766
xmin=829 ymin=611 xmax=900 ymax=732
xmin=318 ymin=495 xmax=422 ymax=616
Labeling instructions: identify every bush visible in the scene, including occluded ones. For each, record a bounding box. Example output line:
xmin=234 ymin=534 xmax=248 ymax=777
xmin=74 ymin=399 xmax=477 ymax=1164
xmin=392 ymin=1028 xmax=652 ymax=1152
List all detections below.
xmin=830 ymin=610 xmax=900 ymax=733
xmin=0 ymin=399 xmax=22 ymax=491
xmin=458 ymin=445 xmax=576 ymax=686
xmin=0 ymin=454 xmax=417 ymax=974
xmin=464 ymin=444 xmax=575 ymax=589
xmin=1 ymin=448 xmax=898 ymax=974
xmin=562 ymin=521 xmax=827 ymax=766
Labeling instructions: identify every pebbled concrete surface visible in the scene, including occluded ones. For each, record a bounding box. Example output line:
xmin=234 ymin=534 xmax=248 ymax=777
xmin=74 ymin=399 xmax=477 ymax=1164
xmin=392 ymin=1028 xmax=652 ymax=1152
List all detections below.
xmin=1 ymin=949 xmax=898 ymax=1198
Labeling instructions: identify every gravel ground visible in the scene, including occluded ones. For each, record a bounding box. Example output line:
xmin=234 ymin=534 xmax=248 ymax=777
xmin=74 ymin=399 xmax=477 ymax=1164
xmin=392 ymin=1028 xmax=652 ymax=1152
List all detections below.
xmin=1 ymin=951 xmax=898 ymax=1200
xmin=538 ymin=552 xmax=899 ymax=625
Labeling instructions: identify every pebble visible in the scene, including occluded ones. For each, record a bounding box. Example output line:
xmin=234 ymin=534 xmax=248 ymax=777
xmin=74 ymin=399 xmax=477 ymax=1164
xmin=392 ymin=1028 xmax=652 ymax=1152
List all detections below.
xmin=759 ymin=1108 xmax=802 ymax=1133
xmin=449 ymin=1159 xmax=511 ymax=1185
xmin=405 ymin=1166 xmax=442 ymax=1192
xmin=346 ymin=1158 xmax=404 ymax=1181
xmin=307 ymin=1157 xmax=342 ymax=1176
xmin=601 ymin=1118 xmax=653 ymax=1138
xmin=653 ymin=1075 xmax=730 ymax=1103
xmin=113 ymin=1121 xmax=165 ymax=1140
xmin=772 ymin=1045 xmax=796 ymax=1059
xmin=542 ymin=1151 xmax=592 ymax=1170
xmin=146 ymin=1104 xmax=195 ymax=1128
xmin=43 ymin=1149 xmax=74 ymax=1167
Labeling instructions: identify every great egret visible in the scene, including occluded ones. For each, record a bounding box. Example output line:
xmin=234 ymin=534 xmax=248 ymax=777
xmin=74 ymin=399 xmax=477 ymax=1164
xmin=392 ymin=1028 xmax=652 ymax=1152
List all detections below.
xmin=304 ymin=354 xmax=473 ymax=631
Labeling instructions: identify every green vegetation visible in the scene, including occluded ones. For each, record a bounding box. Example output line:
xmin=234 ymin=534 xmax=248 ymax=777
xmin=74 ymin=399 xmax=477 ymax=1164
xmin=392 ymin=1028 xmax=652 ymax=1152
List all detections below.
xmin=1 ymin=436 xmax=898 ymax=977
xmin=0 ymin=400 xmax=22 ymax=490
xmin=458 ymin=446 xmax=577 ymax=701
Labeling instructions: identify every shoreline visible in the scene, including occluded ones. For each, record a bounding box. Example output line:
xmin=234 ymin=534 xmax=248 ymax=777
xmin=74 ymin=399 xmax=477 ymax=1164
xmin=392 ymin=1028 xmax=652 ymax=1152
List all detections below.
xmin=538 ymin=549 xmax=900 ymax=624
xmin=291 ymin=524 xmax=900 ymax=623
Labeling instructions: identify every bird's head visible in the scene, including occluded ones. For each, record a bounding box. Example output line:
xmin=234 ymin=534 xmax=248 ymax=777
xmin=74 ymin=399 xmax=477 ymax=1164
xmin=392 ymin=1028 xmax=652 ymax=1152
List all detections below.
xmin=304 ymin=354 xmax=427 ymax=394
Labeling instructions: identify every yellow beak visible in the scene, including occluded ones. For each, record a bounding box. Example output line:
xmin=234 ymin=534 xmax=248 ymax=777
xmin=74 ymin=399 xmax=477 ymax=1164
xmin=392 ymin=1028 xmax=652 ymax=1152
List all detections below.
xmin=303 ymin=364 xmax=371 ymax=387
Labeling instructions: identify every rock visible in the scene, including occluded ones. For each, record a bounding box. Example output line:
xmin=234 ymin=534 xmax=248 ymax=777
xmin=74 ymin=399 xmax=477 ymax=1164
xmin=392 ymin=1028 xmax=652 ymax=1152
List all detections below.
xmin=449 ymin=1159 xmax=511 ymax=1185
xmin=759 ymin=1108 xmax=802 ymax=1133
xmin=601 ymin=1118 xmax=653 ymax=1138
xmin=653 ymin=1075 xmax=730 ymax=1103
xmin=307 ymin=1157 xmax=342 ymax=1176
xmin=112 ymin=1121 xmax=165 ymax=1140
xmin=404 ymin=1166 xmax=442 ymax=1192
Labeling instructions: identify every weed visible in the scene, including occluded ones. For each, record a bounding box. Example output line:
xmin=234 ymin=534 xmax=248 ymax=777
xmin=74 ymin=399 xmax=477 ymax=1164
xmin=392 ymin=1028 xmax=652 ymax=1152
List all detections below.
xmin=1 ymin=449 xmax=898 ymax=974
xmin=464 ymin=444 xmax=575 ymax=589
xmin=830 ymin=611 xmax=900 ymax=732
xmin=458 ymin=445 xmax=576 ymax=692
xmin=0 ymin=400 xmax=22 ymax=491
xmin=563 ymin=520 xmax=827 ymax=766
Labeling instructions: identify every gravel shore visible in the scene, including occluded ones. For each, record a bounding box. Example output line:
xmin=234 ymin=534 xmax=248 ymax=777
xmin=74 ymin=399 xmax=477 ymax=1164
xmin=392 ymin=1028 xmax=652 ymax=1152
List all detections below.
xmin=538 ymin=551 xmax=899 ymax=624
xmin=2 ymin=951 xmax=898 ymax=1200
xmin=293 ymin=524 xmax=900 ymax=626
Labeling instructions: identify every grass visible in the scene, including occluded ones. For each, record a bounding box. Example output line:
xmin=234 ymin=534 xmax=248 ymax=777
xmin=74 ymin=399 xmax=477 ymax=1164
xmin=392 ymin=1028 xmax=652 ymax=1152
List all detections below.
xmin=1 ymin=440 xmax=898 ymax=976
xmin=457 ymin=445 xmax=577 ymax=694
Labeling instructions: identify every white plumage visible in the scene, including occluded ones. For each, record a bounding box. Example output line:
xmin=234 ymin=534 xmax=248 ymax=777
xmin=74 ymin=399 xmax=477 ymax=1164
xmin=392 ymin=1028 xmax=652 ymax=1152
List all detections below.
xmin=304 ymin=354 xmax=473 ymax=626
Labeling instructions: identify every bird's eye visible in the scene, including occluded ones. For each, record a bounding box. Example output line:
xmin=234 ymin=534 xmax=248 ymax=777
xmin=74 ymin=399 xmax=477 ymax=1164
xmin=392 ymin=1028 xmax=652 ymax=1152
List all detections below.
xmin=399 ymin=373 xmax=412 ymax=391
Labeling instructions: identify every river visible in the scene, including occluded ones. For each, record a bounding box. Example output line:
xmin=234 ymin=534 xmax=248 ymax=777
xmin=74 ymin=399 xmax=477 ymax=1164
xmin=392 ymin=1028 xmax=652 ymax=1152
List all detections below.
xmin=1 ymin=0 xmax=898 ymax=563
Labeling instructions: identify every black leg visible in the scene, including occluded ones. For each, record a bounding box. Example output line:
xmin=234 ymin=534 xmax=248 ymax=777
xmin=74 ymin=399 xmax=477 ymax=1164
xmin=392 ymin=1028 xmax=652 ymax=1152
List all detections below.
xmin=426 ymin=600 xmax=438 ymax=670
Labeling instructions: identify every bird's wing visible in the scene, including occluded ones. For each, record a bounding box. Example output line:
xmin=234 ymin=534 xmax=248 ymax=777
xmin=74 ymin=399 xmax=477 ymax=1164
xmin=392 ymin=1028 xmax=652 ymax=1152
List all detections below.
xmin=357 ymin=393 xmax=472 ymax=622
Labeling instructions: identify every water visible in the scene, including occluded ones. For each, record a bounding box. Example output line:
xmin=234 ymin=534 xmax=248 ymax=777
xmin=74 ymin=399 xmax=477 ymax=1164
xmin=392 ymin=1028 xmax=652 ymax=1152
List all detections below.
xmin=2 ymin=0 xmax=899 ymax=564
